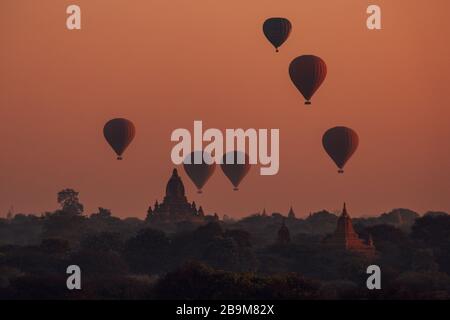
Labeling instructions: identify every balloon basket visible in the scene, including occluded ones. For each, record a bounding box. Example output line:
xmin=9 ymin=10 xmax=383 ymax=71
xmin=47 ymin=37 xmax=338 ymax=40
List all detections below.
xmin=117 ymin=157 xmax=123 ymax=160
xmin=197 ymin=190 xmax=203 ymax=194
xmin=233 ymin=187 xmax=239 ymax=191
xmin=338 ymin=169 xmax=344 ymax=174
xmin=305 ymin=101 xmax=311 ymax=105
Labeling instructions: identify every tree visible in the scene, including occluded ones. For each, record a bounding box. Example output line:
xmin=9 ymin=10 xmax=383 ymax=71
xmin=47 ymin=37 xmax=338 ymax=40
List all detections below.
xmin=411 ymin=215 xmax=450 ymax=274
xmin=123 ymin=228 xmax=171 ymax=274
xmin=411 ymin=249 xmax=439 ymax=272
xmin=361 ymin=224 xmax=408 ymax=252
xmin=90 ymin=207 xmax=112 ymax=219
xmin=80 ymin=232 xmax=123 ymax=253
xmin=42 ymin=211 xmax=87 ymax=244
xmin=154 ymin=261 xmax=321 ymax=300
xmin=203 ymin=237 xmax=240 ymax=270
xmin=69 ymin=249 xmax=128 ymax=275
xmin=57 ymin=189 xmax=84 ymax=215
xmin=40 ymin=238 xmax=70 ymax=255
xmin=411 ymin=215 xmax=450 ymax=247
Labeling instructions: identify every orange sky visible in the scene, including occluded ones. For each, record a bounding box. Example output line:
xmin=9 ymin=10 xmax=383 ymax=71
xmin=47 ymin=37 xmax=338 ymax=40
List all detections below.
xmin=1 ymin=0 xmax=449 ymax=218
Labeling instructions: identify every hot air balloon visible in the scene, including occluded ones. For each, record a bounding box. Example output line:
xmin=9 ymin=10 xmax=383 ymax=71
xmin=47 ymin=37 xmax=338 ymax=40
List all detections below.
xmin=103 ymin=118 xmax=135 ymax=160
xmin=263 ymin=17 xmax=292 ymax=52
xmin=289 ymin=55 xmax=327 ymax=105
xmin=221 ymin=151 xmax=251 ymax=191
xmin=183 ymin=151 xmax=216 ymax=193
xmin=322 ymin=126 xmax=359 ymax=173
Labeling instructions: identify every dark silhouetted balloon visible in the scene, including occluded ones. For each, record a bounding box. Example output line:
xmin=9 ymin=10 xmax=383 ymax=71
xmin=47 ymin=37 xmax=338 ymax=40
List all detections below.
xmin=289 ymin=55 xmax=327 ymax=105
xmin=322 ymin=126 xmax=359 ymax=173
xmin=183 ymin=151 xmax=216 ymax=194
xmin=221 ymin=151 xmax=251 ymax=191
xmin=263 ymin=17 xmax=292 ymax=52
xmin=103 ymin=118 xmax=135 ymax=160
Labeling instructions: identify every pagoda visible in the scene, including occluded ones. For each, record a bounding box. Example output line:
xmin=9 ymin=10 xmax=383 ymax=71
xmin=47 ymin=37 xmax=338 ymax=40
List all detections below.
xmin=287 ymin=206 xmax=296 ymax=219
xmin=324 ymin=203 xmax=375 ymax=256
xmin=146 ymin=169 xmax=218 ymax=224
xmin=276 ymin=219 xmax=291 ymax=245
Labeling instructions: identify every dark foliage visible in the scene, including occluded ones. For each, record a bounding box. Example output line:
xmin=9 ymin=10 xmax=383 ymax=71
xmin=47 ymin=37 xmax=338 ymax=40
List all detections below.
xmin=1 ymin=190 xmax=450 ymax=300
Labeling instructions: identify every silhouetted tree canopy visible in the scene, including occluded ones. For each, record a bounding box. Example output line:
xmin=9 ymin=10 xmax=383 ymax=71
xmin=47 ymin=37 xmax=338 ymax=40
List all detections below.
xmin=1 ymin=195 xmax=450 ymax=300
xmin=57 ymin=189 xmax=84 ymax=215
xmin=124 ymin=228 xmax=171 ymax=274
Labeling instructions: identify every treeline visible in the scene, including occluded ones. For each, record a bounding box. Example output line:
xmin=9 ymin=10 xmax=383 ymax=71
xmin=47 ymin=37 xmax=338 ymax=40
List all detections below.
xmin=1 ymin=189 xmax=450 ymax=299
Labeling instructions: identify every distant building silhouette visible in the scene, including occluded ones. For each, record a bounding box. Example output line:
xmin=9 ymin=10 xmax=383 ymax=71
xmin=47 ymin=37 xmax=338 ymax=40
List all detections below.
xmin=276 ymin=219 xmax=291 ymax=245
xmin=288 ymin=206 xmax=296 ymax=219
xmin=6 ymin=206 xmax=14 ymax=220
xmin=261 ymin=208 xmax=267 ymax=217
xmin=146 ymin=169 xmax=218 ymax=224
xmin=323 ymin=203 xmax=375 ymax=256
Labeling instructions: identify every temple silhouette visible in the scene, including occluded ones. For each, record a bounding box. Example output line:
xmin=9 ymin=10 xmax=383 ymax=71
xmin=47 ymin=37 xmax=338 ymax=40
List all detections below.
xmin=146 ymin=170 xmax=375 ymax=257
xmin=276 ymin=219 xmax=291 ymax=245
xmin=146 ymin=169 xmax=219 ymax=224
xmin=287 ymin=206 xmax=296 ymax=219
xmin=323 ymin=203 xmax=375 ymax=256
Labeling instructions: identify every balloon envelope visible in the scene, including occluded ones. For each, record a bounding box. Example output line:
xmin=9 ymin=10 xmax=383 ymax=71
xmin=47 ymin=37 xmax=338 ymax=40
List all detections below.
xmin=103 ymin=118 xmax=136 ymax=160
xmin=221 ymin=151 xmax=251 ymax=191
xmin=183 ymin=151 xmax=216 ymax=193
xmin=289 ymin=55 xmax=327 ymax=105
xmin=322 ymin=126 xmax=359 ymax=173
xmin=263 ymin=17 xmax=292 ymax=52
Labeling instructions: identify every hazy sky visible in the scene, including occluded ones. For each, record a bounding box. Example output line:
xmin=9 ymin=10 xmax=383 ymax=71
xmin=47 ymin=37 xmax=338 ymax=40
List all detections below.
xmin=1 ymin=0 xmax=449 ymax=218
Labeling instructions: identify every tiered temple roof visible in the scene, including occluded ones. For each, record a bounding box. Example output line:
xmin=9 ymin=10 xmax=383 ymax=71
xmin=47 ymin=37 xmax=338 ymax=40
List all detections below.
xmin=146 ymin=169 xmax=218 ymax=224
xmin=324 ymin=203 xmax=375 ymax=256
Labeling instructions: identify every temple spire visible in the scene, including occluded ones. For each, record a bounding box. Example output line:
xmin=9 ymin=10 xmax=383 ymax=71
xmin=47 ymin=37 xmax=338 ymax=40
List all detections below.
xmin=166 ymin=168 xmax=186 ymax=199
xmin=276 ymin=218 xmax=290 ymax=245
xmin=288 ymin=206 xmax=296 ymax=219
xmin=342 ymin=202 xmax=348 ymax=217
xmin=324 ymin=202 xmax=376 ymax=257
